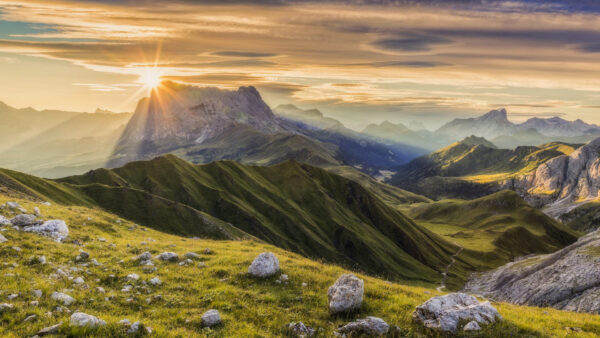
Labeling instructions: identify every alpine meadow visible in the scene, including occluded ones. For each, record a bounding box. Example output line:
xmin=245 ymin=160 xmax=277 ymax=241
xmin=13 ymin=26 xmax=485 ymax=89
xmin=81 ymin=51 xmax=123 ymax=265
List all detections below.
xmin=3 ymin=1 xmax=600 ymax=337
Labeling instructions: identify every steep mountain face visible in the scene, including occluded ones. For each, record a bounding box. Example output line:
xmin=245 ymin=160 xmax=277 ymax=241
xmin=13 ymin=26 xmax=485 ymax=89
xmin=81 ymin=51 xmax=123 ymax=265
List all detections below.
xmin=110 ymin=83 xmax=425 ymax=173
xmin=465 ymin=229 xmax=600 ymax=314
xmin=55 ymin=155 xmax=460 ymax=283
xmin=436 ymin=108 xmax=516 ymax=140
xmin=388 ymin=137 xmax=574 ymax=199
xmin=503 ymin=137 xmax=600 ymax=212
xmin=519 ymin=117 xmax=600 ymax=137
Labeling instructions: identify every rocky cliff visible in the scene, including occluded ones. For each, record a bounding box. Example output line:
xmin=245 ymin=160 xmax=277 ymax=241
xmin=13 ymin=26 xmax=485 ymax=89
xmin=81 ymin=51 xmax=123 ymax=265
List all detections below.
xmin=464 ymin=229 xmax=600 ymax=314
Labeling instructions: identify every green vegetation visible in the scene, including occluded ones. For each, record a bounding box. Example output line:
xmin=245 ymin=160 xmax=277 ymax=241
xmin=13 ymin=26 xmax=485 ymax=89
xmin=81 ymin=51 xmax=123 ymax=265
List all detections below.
xmin=1 ymin=195 xmax=599 ymax=337
xmin=559 ymin=202 xmax=600 ymax=233
xmin=389 ymin=137 xmax=578 ymax=199
xmin=2 ymin=156 xmax=459 ymax=285
xmin=401 ymin=191 xmax=580 ymax=275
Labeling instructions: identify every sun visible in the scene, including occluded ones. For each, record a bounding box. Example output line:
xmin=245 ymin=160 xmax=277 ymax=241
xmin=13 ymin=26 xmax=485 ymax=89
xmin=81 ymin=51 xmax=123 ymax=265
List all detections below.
xmin=138 ymin=68 xmax=163 ymax=90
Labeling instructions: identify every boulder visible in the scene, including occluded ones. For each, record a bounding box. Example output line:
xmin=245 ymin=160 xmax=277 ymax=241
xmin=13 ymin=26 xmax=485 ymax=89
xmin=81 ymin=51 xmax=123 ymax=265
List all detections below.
xmin=248 ymin=252 xmax=280 ymax=277
xmin=10 ymin=214 xmax=37 ymax=226
xmin=73 ymin=277 xmax=85 ymax=285
xmin=157 ymin=252 xmax=179 ymax=262
xmin=336 ymin=317 xmax=389 ymax=336
xmin=51 ymin=292 xmax=76 ymax=306
xmin=413 ymin=293 xmax=502 ymax=333
xmin=327 ymin=274 xmax=364 ymax=314
xmin=287 ymin=322 xmax=315 ymax=337
xmin=463 ymin=321 xmax=481 ymax=331
xmin=23 ymin=220 xmax=69 ymax=242
xmin=0 ymin=233 xmax=7 ymax=243
xmin=70 ymin=312 xmax=106 ymax=328
xmin=184 ymin=252 xmax=200 ymax=259
xmin=149 ymin=277 xmax=162 ymax=286
xmin=201 ymin=309 xmax=221 ymax=327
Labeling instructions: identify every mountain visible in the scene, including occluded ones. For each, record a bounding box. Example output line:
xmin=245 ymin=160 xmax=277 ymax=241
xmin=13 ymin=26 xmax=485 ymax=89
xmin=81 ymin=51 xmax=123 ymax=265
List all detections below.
xmin=361 ymin=121 xmax=444 ymax=151
xmin=465 ymin=229 xmax=600 ymax=314
xmin=502 ymin=137 xmax=600 ymax=214
xmin=2 ymin=155 xmax=461 ymax=283
xmin=109 ymin=83 xmax=426 ymax=174
xmin=436 ymin=108 xmax=516 ymax=140
xmin=1 ymin=195 xmax=595 ymax=337
xmin=388 ymin=137 xmax=577 ymax=199
xmin=274 ymin=104 xmax=343 ymax=129
xmin=405 ymin=190 xmax=579 ymax=273
xmin=519 ymin=116 xmax=600 ymax=137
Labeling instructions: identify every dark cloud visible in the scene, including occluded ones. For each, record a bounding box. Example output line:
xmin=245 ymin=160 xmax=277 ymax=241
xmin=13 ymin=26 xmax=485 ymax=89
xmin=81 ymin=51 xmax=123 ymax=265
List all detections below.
xmin=212 ymin=51 xmax=278 ymax=58
xmin=578 ymin=42 xmax=600 ymax=53
xmin=256 ymin=82 xmax=307 ymax=95
xmin=372 ymin=33 xmax=453 ymax=52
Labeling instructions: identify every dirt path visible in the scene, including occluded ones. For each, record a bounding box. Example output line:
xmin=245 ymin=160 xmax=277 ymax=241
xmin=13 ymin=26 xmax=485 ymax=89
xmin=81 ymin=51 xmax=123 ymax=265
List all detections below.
xmin=436 ymin=246 xmax=464 ymax=292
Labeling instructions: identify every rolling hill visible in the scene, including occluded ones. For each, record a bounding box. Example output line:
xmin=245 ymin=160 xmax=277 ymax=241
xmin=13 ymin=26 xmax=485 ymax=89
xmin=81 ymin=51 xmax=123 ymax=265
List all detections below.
xmin=1 ymin=156 xmax=461 ymax=285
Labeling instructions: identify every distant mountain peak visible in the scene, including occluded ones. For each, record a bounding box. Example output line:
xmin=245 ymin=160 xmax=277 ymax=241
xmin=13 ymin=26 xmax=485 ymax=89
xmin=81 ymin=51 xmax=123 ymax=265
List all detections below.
xmin=481 ymin=108 xmax=508 ymax=121
xmin=460 ymin=135 xmax=497 ymax=149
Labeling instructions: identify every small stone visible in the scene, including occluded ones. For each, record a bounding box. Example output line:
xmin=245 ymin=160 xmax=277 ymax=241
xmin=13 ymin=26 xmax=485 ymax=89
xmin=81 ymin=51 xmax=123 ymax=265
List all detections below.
xmin=0 ymin=303 xmax=14 ymax=313
xmin=33 ymin=207 xmax=41 ymax=216
xmin=279 ymin=274 xmax=289 ymax=282
xmin=149 ymin=277 xmax=162 ymax=286
xmin=336 ymin=317 xmax=389 ymax=336
xmin=157 ymin=252 xmax=179 ymax=262
xmin=201 ymin=309 xmax=221 ymax=327
xmin=287 ymin=322 xmax=315 ymax=337
xmin=32 ymin=289 xmax=43 ymax=298
xmin=178 ymin=258 xmax=193 ymax=266
xmin=24 ymin=314 xmax=37 ymax=322
xmin=126 ymin=273 xmax=140 ymax=281
xmin=30 ymin=300 xmax=39 ymax=307
xmin=79 ymin=251 xmax=90 ymax=260
xmin=203 ymin=248 xmax=213 ymax=254
xmin=248 ymin=252 xmax=280 ymax=278
xmin=128 ymin=321 xmax=152 ymax=334
xmin=463 ymin=321 xmax=481 ymax=331
xmin=51 ymin=292 xmax=75 ymax=306
xmin=36 ymin=322 xmax=62 ymax=336
xmin=70 ymin=312 xmax=106 ymax=328
xmin=184 ymin=252 xmax=200 ymax=259
xmin=119 ymin=319 xmax=131 ymax=326
xmin=7 ymin=294 xmax=18 ymax=300
xmin=0 ymin=233 xmax=7 ymax=243
xmin=73 ymin=277 xmax=85 ymax=285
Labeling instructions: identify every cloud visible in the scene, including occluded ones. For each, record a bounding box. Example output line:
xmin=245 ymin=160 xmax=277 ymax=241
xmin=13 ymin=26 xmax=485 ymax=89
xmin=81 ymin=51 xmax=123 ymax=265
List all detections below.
xmin=212 ymin=51 xmax=278 ymax=58
xmin=371 ymin=33 xmax=453 ymax=52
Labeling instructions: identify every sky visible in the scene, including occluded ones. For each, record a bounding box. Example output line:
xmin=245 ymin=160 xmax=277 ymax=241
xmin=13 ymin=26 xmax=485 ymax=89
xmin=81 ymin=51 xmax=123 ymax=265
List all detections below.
xmin=1 ymin=0 xmax=600 ymax=129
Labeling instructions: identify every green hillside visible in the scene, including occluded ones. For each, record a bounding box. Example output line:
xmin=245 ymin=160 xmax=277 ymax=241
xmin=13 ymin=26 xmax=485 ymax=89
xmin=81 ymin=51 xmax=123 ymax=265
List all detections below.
xmin=57 ymin=155 xmax=458 ymax=285
xmin=389 ymin=138 xmax=577 ymax=199
xmin=401 ymin=191 xmax=580 ymax=271
xmin=2 ymin=196 xmax=599 ymax=337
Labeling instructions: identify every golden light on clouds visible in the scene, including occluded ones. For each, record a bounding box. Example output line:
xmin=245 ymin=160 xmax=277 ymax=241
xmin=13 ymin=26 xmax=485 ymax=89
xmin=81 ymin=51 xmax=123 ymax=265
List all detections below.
xmin=0 ymin=0 xmax=600 ymax=127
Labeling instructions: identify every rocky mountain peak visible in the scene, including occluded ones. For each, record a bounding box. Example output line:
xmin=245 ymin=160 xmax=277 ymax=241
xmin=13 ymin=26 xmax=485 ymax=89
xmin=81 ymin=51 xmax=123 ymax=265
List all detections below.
xmin=480 ymin=108 xmax=508 ymax=122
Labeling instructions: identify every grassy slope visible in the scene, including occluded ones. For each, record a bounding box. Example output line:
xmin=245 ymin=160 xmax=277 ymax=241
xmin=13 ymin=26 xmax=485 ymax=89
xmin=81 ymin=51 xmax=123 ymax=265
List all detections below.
xmin=1 ymin=195 xmax=600 ymax=337
xmin=401 ymin=191 xmax=580 ymax=274
xmin=559 ymin=202 xmax=600 ymax=233
xmin=56 ymin=155 xmax=457 ymax=285
xmin=389 ymin=139 xmax=577 ymax=199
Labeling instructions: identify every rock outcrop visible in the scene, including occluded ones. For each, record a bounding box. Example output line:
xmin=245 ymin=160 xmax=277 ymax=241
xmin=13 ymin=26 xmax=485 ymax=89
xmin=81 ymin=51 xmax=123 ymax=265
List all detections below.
xmin=413 ymin=293 xmax=502 ymax=332
xmin=70 ymin=312 xmax=106 ymax=328
xmin=327 ymin=274 xmax=364 ymax=314
xmin=465 ymin=229 xmax=600 ymax=313
xmin=23 ymin=220 xmax=69 ymax=242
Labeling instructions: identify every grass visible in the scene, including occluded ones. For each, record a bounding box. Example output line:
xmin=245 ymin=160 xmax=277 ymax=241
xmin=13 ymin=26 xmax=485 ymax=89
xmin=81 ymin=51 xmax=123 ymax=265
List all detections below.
xmin=1 ymin=195 xmax=600 ymax=337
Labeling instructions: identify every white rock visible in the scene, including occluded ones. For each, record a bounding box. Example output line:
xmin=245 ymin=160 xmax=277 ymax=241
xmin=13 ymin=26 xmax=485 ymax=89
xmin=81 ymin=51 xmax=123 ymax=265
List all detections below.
xmin=279 ymin=274 xmax=289 ymax=282
xmin=0 ymin=233 xmax=7 ymax=243
xmin=119 ymin=319 xmax=131 ymax=326
xmin=33 ymin=207 xmax=41 ymax=216
xmin=23 ymin=220 xmax=69 ymax=242
xmin=73 ymin=277 xmax=85 ymax=285
xmin=328 ymin=274 xmax=364 ymax=314
xmin=0 ymin=215 xmax=10 ymax=226
xmin=248 ymin=252 xmax=279 ymax=277
xmin=413 ymin=293 xmax=502 ymax=333
xmin=128 ymin=321 xmax=152 ymax=334
xmin=51 ymin=292 xmax=75 ymax=305
xmin=24 ymin=314 xmax=37 ymax=322
xmin=336 ymin=317 xmax=389 ymax=336
xmin=7 ymin=294 xmax=18 ymax=300
xmin=156 ymin=252 xmax=178 ymax=262
xmin=96 ymin=287 xmax=105 ymax=293
xmin=126 ymin=273 xmax=140 ymax=281
xmin=201 ymin=309 xmax=221 ymax=327
xmin=287 ymin=322 xmax=315 ymax=337
xmin=32 ymin=289 xmax=43 ymax=298
xmin=0 ymin=303 xmax=14 ymax=313
xmin=149 ymin=277 xmax=162 ymax=286
xmin=70 ymin=312 xmax=106 ymax=328
xmin=178 ymin=258 xmax=193 ymax=266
